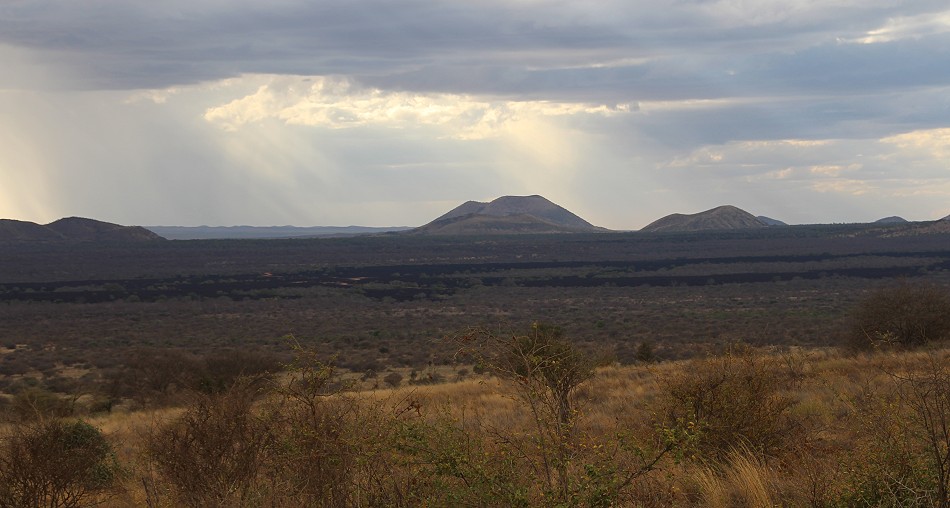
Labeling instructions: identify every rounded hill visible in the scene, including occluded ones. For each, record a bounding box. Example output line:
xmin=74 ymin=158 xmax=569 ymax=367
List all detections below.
xmin=414 ymin=195 xmax=605 ymax=235
xmin=641 ymin=205 xmax=767 ymax=233
xmin=0 ymin=217 xmax=164 ymax=243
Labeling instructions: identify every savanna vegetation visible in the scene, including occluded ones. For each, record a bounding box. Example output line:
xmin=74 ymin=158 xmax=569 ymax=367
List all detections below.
xmin=2 ymin=227 xmax=950 ymax=407
xmin=6 ymin=322 xmax=950 ymax=506
xmin=3 ymin=228 xmax=950 ymax=505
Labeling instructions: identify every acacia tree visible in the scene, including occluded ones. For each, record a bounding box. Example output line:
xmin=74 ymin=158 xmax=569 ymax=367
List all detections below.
xmin=461 ymin=323 xmax=592 ymax=421
xmin=456 ymin=323 xmax=597 ymax=499
xmin=503 ymin=323 xmax=593 ymax=426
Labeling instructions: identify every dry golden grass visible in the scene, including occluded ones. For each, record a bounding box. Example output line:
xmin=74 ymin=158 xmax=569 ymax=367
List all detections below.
xmin=10 ymin=345 xmax=950 ymax=506
xmin=724 ymin=448 xmax=774 ymax=507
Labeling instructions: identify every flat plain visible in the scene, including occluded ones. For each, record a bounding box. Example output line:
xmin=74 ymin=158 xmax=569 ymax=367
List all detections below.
xmin=1 ymin=223 xmax=949 ymax=392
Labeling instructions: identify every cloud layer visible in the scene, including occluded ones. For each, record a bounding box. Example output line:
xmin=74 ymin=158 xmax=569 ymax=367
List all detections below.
xmin=1 ymin=1 xmax=949 ymax=228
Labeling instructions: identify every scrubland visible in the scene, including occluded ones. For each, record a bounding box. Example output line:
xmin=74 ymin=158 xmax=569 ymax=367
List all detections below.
xmin=6 ymin=340 xmax=950 ymax=507
xmin=3 ymin=230 xmax=950 ymax=506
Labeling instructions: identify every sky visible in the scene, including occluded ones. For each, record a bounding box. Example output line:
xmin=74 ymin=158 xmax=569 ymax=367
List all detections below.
xmin=1 ymin=1 xmax=949 ymax=229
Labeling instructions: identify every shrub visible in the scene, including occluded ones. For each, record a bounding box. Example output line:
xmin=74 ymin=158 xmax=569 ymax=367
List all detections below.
xmin=0 ymin=419 xmax=121 ymax=507
xmin=267 ymin=347 xmax=366 ymax=506
xmin=106 ymin=348 xmax=282 ymax=405
xmin=0 ymin=357 xmax=29 ymax=376
xmin=145 ymin=378 xmax=273 ymax=507
xmin=496 ymin=322 xmax=594 ymax=426
xmin=104 ymin=348 xmax=198 ymax=405
xmin=145 ymin=344 xmax=404 ymax=507
xmin=849 ymin=282 xmax=950 ymax=350
xmin=8 ymin=387 xmax=78 ymax=421
xmin=844 ymin=352 xmax=950 ymax=507
xmin=383 ymin=372 xmax=404 ymax=388
xmin=634 ymin=341 xmax=655 ymax=363
xmin=656 ymin=345 xmax=803 ymax=461
xmin=194 ymin=349 xmax=282 ymax=394
xmin=453 ymin=323 xmax=669 ymax=505
xmin=390 ymin=413 xmax=531 ymax=507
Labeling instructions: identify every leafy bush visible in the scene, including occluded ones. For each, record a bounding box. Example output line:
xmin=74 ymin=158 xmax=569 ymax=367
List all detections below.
xmin=106 ymin=348 xmax=283 ymax=406
xmin=390 ymin=413 xmax=531 ymax=507
xmin=634 ymin=341 xmax=655 ymax=363
xmin=0 ymin=419 xmax=121 ymax=507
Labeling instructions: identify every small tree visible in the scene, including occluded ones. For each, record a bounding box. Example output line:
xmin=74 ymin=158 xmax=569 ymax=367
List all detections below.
xmin=145 ymin=341 xmax=387 ymax=507
xmin=893 ymin=355 xmax=950 ymax=507
xmin=454 ymin=323 xmax=674 ymax=504
xmin=456 ymin=323 xmax=594 ymax=498
xmin=850 ymin=282 xmax=950 ymax=350
xmin=457 ymin=323 xmax=594 ymax=428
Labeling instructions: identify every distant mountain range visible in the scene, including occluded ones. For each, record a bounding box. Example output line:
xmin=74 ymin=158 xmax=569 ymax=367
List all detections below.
xmin=411 ymin=195 xmax=605 ymax=235
xmin=4 ymin=201 xmax=945 ymax=242
xmin=146 ymin=225 xmax=412 ymax=240
xmin=0 ymin=217 xmax=163 ymax=243
xmin=640 ymin=207 xmax=924 ymax=233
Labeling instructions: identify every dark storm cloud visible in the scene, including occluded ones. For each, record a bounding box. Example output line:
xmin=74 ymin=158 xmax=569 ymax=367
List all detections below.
xmin=748 ymin=36 xmax=950 ymax=94
xmin=0 ymin=1 xmax=627 ymax=90
xmin=1 ymin=0 xmax=947 ymax=102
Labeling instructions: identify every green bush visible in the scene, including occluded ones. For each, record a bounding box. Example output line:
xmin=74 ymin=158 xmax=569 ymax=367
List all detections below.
xmin=0 ymin=419 xmax=121 ymax=508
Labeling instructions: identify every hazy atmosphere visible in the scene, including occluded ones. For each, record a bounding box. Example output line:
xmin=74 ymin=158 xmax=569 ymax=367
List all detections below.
xmin=2 ymin=1 xmax=949 ymax=229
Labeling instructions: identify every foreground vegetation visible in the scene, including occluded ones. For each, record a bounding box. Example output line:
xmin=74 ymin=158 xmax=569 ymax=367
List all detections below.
xmin=6 ymin=333 xmax=950 ymax=506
